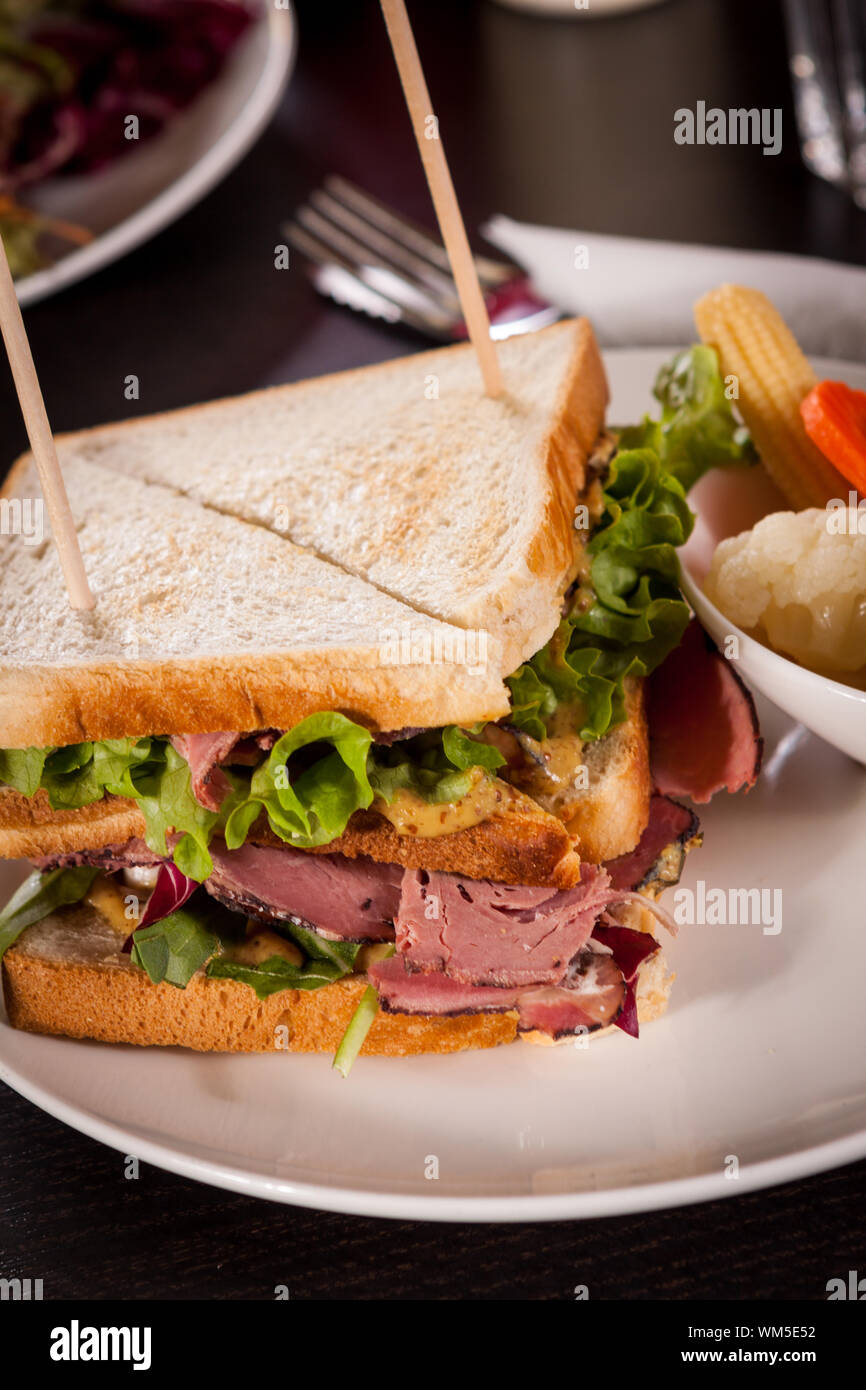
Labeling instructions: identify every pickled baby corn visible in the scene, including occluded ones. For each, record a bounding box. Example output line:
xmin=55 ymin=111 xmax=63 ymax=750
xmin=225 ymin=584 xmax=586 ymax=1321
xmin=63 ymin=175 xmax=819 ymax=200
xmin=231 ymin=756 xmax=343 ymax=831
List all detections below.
xmin=694 ymin=284 xmax=849 ymax=509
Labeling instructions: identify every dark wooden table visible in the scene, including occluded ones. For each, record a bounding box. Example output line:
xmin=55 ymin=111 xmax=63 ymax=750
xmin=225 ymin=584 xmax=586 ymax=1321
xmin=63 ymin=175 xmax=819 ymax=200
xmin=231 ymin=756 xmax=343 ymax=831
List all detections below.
xmin=1 ymin=0 xmax=864 ymax=1302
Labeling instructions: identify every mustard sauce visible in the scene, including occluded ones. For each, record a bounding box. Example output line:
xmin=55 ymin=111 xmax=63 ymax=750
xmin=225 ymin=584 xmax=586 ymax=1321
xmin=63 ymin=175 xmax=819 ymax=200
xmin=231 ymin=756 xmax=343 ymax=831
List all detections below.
xmin=372 ymin=770 xmax=520 ymax=838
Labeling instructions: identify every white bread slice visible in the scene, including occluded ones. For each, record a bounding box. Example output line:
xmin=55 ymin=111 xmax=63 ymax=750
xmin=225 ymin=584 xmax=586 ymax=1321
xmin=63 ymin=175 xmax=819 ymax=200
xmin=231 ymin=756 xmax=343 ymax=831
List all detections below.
xmin=1 ymin=905 xmax=671 ymax=1056
xmin=28 ymin=319 xmax=608 ymax=674
xmin=0 ymin=457 xmax=511 ymax=746
xmin=564 ymin=681 xmax=650 ymax=862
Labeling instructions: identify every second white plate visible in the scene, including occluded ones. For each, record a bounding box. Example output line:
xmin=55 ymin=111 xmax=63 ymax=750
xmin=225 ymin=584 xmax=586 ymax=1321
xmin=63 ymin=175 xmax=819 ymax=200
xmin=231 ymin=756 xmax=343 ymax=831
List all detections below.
xmin=14 ymin=2 xmax=296 ymax=307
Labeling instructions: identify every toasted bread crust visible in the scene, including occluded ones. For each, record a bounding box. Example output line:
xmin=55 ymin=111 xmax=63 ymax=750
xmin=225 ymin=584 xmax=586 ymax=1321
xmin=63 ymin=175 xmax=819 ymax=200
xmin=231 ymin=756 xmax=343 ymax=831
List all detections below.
xmin=283 ymin=794 xmax=581 ymax=888
xmin=0 ymin=788 xmax=146 ymax=860
xmin=0 ymin=785 xmax=581 ymax=887
xmin=0 ymin=654 xmax=511 ymax=750
xmin=2 ymin=949 xmax=519 ymax=1055
xmin=527 ymin=319 xmax=609 ymax=598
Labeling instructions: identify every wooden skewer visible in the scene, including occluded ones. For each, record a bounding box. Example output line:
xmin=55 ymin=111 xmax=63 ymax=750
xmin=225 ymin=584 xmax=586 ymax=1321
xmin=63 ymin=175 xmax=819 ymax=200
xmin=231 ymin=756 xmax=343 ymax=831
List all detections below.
xmin=0 ymin=237 xmax=94 ymax=610
xmin=380 ymin=0 xmax=504 ymax=399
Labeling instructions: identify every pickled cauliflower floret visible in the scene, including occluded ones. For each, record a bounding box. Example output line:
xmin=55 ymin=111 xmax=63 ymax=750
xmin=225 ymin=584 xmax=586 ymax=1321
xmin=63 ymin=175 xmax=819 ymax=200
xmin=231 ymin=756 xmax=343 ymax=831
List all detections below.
xmin=704 ymin=508 xmax=866 ymax=677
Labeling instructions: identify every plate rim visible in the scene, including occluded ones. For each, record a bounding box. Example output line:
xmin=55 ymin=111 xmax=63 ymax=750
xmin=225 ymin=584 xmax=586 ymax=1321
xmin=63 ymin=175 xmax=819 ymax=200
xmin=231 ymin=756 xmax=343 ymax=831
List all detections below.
xmin=14 ymin=2 xmax=297 ymax=308
xmin=2 ymin=1043 xmax=866 ymax=1221
xmin=2 ymin=345 xmax=865 ymax=1222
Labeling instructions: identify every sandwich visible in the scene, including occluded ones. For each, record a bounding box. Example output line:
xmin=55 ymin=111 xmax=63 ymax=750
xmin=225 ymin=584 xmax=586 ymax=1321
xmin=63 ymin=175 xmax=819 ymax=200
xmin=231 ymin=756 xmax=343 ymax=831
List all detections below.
xmin=0 ymin=319 xmax=761 ymax=1068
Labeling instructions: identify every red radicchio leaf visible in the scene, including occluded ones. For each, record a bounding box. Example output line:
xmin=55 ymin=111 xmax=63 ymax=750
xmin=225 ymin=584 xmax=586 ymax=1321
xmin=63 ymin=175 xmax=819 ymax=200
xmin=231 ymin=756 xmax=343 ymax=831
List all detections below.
xmin=613 ymin=979 xmax=640 ymax=1038
xmin=592 ymin=923 xmax=659 ymax=983
xmin=121 ymin=861 xmax=197 ymax=952
xmin=592 ymin=924 xmax=660 ymax=1039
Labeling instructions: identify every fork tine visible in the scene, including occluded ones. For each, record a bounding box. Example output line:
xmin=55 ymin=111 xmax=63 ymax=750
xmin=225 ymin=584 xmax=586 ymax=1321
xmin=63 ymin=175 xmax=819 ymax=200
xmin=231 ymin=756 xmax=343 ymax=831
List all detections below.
xmin=288 ymin=212 xmax=457 ymax=335
xmin=284 ymin=221 xmax=453 ymax=338
xmin=309 ymin=187 xmax=461 ymax=312
xmin=324 ymin=174 xmax=517 ymax=288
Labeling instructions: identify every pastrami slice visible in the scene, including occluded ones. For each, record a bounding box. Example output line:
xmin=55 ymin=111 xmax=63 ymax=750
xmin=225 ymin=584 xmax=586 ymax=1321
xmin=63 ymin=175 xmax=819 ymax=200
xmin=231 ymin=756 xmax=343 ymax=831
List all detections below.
xmin=394 ymin=863 xmax=613 ymax=988
xmin=170 ymin=732 xmax=239 ymax=812
xmin=369 ymin=955 xmax=522 ymax=1016
xmin=646 ymin=619 xmax=762 ymax=803
xmin=205 ymin=841 xmax=402 ymax=942
xmin=369 ymin=946 xmax=628 ymax=1038
xmin=516 ymin=949 xmax=626 ymax=1037
xmin=605 ymin=795 xmax=700 ymax=893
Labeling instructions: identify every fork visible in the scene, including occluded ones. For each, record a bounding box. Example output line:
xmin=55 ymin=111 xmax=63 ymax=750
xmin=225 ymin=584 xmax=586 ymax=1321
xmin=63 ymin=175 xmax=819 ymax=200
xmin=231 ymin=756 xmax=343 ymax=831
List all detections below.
xmin=283 ymin=175 xmax=560 ymax=341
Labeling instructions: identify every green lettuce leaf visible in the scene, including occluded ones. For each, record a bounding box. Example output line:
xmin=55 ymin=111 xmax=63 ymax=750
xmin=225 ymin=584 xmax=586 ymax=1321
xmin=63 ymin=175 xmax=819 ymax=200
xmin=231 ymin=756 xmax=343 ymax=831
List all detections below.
xmin=126 ymin=742 xmax=219 ymax=881
xmin=0 ymin=865 xmax=99 ymax=964
xmin=505 ymin=664 xmax=558 ymax=742
xmin=367 ymin=725 xmax=502 ymax=806
xmin=3 ymin=736 xmax=218 ymax=879
xmin=507 ymin=447 xmax=693 ymax=743
xmin=222 ymin=712 xmax=374 ymax=852
xmin=130 ymin=905 xmax=221 ymax=989
xmin=507 ymin=345 xmax=753 ymax=746
xmin=206 ymin=954 xmax=349 ymax=999
xmin=203 ymin=915 xmax=359 ymax=999
xmin=440 ymin=724 xmax=505 ymax=773
xmin=0 ymin=746 xmax=49 ymax=798
xmin=279 ymin=920 xmax=359 ymax=972
xmin=617 ymin=344 xmax=756 ymax=492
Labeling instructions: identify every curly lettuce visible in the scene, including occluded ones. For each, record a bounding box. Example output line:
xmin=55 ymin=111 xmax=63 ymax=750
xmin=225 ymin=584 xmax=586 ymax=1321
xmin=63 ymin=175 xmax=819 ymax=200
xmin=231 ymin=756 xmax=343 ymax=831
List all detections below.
xmin=222 ymin=713 xmax=375 ymax=853
xmin=366 ymin=725 xmax=504 ymax=806
xmin=507 ymin=345 xmax=755 ymax=743
xmin=0 ymin=716 xmax=504 ymax=882
xmin=618 ymin=344 xmax=756 ymax=490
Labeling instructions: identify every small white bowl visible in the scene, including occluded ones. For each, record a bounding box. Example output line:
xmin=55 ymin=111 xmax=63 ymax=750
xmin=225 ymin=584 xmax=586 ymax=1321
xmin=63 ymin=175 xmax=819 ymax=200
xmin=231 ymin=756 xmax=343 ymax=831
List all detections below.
xmin=679 ymin=393 xmax=866 ymax=768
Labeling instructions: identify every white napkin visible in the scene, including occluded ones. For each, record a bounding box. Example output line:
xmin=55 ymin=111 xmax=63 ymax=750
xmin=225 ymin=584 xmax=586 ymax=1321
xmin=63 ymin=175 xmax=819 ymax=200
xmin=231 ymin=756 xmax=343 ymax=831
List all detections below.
xmin=482 ymin=215 xmax=866 ymax=362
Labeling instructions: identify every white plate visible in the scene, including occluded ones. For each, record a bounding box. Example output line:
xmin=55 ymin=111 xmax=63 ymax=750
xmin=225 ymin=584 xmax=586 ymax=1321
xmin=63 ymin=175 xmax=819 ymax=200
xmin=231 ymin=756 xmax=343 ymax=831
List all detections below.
xmin=14 ymin=3 xmax=296 ymax=307
xmin=2 ymin=347 xmax=866 ymax=1221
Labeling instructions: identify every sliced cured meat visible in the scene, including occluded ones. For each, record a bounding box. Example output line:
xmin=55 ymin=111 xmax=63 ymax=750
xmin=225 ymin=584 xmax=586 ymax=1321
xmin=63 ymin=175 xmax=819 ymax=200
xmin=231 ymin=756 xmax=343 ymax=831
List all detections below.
xmin=170 ymin=730 xmax=283 ymax=810
xmin=516 ymin=949 xmax=626 ymax=1037
xmin=605 ymin=795 xmax=700 ymax=893
xmin=369 ymin=946 xmax=626 ymax=1036
xmin=395 ymin=863 xmax=613 ymax=988
xmin=205 ymin=840 xmax=401 ymax=942
xmin=31 ymin=838 xmax=165 ymax=872
xmin=646 ymin=619 xmax=762 ymax=803
xmin=170 ymin=732 xmax=239 ymax=812
xmin=371 ymin=726 xmax=426 ymax=745
xmin=369 ymin=956 xmax=522 ymax=1016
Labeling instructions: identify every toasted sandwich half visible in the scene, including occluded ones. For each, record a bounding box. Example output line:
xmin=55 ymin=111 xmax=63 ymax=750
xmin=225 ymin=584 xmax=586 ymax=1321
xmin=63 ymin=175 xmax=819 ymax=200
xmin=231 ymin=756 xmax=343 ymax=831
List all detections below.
xmin=0 ymin=320 xmax=759 ymax=1066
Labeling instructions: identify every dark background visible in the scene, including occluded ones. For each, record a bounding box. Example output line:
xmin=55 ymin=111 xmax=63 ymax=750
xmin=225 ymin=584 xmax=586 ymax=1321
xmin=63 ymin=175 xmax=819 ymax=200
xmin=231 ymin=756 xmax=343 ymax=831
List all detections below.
xmin=1 ymin=0 xmax=864 ymax=1301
